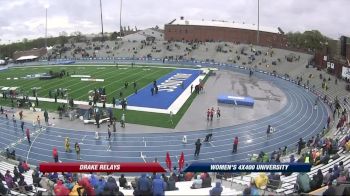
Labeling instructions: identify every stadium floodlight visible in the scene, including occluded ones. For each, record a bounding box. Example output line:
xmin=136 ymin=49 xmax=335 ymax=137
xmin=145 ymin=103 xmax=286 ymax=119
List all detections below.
xmin=119 ymin=0 xmax=123 ymax=36
xmin=44 ymin=4 xmax=49 ymax=51
xmin=257 ymin=0 xmax=260 ymax=45
xmin=99 ymin=0 xmax=104 ymax=42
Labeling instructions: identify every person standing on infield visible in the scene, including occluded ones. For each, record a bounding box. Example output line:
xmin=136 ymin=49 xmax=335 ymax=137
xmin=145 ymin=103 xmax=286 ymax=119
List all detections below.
xmin=194 ymin=139 xmax=202 ymax=157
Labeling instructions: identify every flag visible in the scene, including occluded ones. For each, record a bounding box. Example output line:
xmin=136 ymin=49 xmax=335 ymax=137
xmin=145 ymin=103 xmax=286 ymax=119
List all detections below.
xmin=166 ymin=152 xmax=172 ymax=172
xmin=179 ymin=152 xmax=185 ymax=172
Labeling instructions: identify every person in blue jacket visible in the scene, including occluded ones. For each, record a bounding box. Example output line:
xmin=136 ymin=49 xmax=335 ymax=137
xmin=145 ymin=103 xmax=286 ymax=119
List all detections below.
xmin=210 ymin=182 xmax=223 ymax=196
xmin=152 ymin=174 xmax=166 ymax=196
xmin=138 ymin=174 xmax=152 ymax=195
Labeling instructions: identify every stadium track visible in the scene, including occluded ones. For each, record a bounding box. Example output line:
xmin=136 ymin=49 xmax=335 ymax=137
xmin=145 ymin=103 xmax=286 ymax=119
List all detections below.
xmin=0 ymin=65 xmax=329 ymax=168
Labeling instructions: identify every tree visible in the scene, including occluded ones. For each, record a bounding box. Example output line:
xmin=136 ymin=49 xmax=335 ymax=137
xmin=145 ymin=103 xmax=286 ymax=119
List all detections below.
xmin=287 ymin=30 xmax=329 ymax=50
xmin=110 ymin=32 xmax=118 ymax=40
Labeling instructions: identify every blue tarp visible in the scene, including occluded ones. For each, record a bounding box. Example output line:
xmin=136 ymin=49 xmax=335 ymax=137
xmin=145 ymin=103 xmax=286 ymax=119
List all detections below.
xmin=127 ymin=69 xmax=202 ymax=109
xmin=217 ymin=95 xmax=254 ymax=106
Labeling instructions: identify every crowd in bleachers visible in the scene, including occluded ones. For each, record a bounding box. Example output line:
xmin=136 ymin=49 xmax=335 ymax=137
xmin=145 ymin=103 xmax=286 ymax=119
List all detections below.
xmin=0 ymin=161 xmax=234 ymax=196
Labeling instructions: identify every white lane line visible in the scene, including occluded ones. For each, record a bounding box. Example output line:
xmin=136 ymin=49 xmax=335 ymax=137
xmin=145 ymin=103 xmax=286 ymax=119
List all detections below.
xmin=140 ymin=152 xmax=146 ymax=163
xmin=26 ymin=129 xmax=43 ymax=162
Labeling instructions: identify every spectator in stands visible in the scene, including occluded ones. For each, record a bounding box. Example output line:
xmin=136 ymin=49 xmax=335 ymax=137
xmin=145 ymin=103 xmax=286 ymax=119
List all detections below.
xmin=310 ymin=169 xmax=323 ymax=191
xmin=5 ymin=170 xmax=16 ymax=189
xmin=105 ymin=176 xmax=118 ymax=194
xmin=323 ymin=180 xmax=337 ymax=196
xmin=138 ymin=174 xmax=151 ymax=195
xmin=96 ymin=176 xmax=106 ymax=195
xmin=70 ymin=181 xmax=86 ymax=196
xmin=99 ymin=185 xmax=111 ymax=196
xmin=296 ymin=172 xmax=311 ymax=193
xmin=185 ymin=171 xmax=194 ymax=181
xmin=49 ymin=172 xmax=58 ymax=183
xmin=289 ymin=154 xmax=295 ymax=163
xmin=119 ymin=174 xmax=130 ymax=189
xmin=324 ymin=168 xmax=333 ymax=185
xmin=267 ymin=173 xmax=281 ymax=189
xmin=337 ymin=171 xmax=347 ymax=183
xmin=255 ymin=173 xmax=268 ymax=189
xmin=167 ymin=176 xmax=178 ymax=191
xmin=18 ymin=161 xmax=25 ymax=174
xmin=114 ymin=186 xmax=125 ymax=196
xmin=318 ymin=152 xmax=330 ymax=165
xmin=201 ymin=173 xmax=212 ymax=188
xmin=39 ymin=173 xmax=55 ymax=195
xmin=32 ymin=168 xmax=41 ymax=187
xmin=177 ymin=172 xmax=185 ymax=182
xmin=18 ymin=175 xmax=32 ymax=193
xmin=161 ymin=174 xmax=168 ymax=183
xmin=13 ymin=166 xmax=20 ymax=182
xmin=6 ymin=148 xmax=15 ymax=160
xmin=297 ymin=138 xmax=305 ymax=155
xmin=191 ymin=175 xmax=203 ymax=189
xmin=332 ymin=164 xmax=340 ymax=180
xmin=153 ymin=174 xmax=166 ymax=196
xmin=79 ymin=177 xmax=95 ymax=196
xmin=209 ymin=182 xmax=223 ymax=196
xmin=89 ymin=174 xmax=98 ymax=189
xmin=0 ymin=180 xmax=8 ymax=195
xmin=339 ymin=161 xmax=344 ymax=172
xmin=246 ymin=179 xmax=259 ymax=195
xmin=22 ymin=161 xmax=30 ymax=172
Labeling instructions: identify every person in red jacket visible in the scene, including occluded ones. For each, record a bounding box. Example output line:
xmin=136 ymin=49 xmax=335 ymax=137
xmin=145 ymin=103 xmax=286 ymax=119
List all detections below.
xmin=26 ymin=129 xmax=31 ymax=144
xmin=232 ymin=137 xmax=239 ymax=153
xmin=54 ymin=180 xmax=70 ymax=196
xmin=52 ymin=147 xmax=58 ymax=163
xmin=21 ymin=161 xmax=30 ymax=172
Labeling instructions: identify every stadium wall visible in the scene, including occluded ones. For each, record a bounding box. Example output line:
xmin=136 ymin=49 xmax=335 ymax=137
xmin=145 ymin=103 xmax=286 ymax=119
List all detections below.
xmin=164 ymin=24 xmax=287 ymax=48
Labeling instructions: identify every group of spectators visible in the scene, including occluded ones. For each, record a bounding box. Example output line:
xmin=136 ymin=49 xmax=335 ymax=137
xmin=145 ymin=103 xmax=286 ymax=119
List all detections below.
xmin=1 ymin=163 xmax=227 ymax=196
xmin=0 ymin=161 xmax=32 ymax=195
xmin=296 ymin=160 xmax=350 ymax=195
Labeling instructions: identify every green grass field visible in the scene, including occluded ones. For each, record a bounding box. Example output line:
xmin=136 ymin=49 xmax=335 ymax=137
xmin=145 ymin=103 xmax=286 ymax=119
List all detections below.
xmin=0 ymin=65 xmax=173 ymax=101
xmin=0 ymin=65 xmax=208 ymax=128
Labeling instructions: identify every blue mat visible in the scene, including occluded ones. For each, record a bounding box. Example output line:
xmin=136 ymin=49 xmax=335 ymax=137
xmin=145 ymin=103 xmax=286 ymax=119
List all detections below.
xmin=127 ymin=69 xmax=202 ymax=109
xmin=217 ymin=95 xmax=254 ymax=106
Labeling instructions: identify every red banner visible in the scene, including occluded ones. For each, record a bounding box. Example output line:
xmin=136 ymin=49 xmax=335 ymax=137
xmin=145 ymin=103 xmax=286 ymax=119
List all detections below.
xmin=39 ymin=162 xmax=166 ymax=173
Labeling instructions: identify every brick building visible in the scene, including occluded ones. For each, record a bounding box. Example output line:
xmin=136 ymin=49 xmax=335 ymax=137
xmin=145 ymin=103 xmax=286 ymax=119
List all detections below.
xmin=314 ymin=36 xmax=350 ymax=79
xmin=164 ymin=18 xmax=287 ymax=48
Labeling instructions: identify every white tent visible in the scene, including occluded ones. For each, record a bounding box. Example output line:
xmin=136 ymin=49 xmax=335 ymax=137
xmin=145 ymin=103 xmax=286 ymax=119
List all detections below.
xmin=16 ymin=55 xmax=38 ymax=61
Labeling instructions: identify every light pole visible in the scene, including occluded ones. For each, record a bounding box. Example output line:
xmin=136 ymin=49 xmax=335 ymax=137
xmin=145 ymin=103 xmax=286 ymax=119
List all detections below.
xmin=45 ymin=6 xmax=48 ymax=50
xmin=99 ymin=0 xmax=104 ymax=41
xmin=257 ymin=0 xmax=260 ymax=45
xmin=119 ymin=0 xmax=123 ymax=36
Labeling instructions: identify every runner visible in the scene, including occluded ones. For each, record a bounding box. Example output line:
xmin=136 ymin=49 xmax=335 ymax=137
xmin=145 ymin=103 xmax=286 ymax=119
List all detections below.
xmin=206 ymin=109 xmax=210 ymax=121
xmin=65 ymin=137 xmax=70 ymax=152
xmin=216 ymin=107 xmax=221 ymax=119
xmin=12 ymin=114 xmax=17 ymax=128
xmin=267 ymin=125 xmax=272 ymax=139
xmin=75 ymin=142 xmax=81 ymax=160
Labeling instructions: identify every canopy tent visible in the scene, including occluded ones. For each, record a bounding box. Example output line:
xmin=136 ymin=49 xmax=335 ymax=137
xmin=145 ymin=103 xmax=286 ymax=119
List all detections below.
xmin=16 ymin=55 xmax=38 ymax=61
